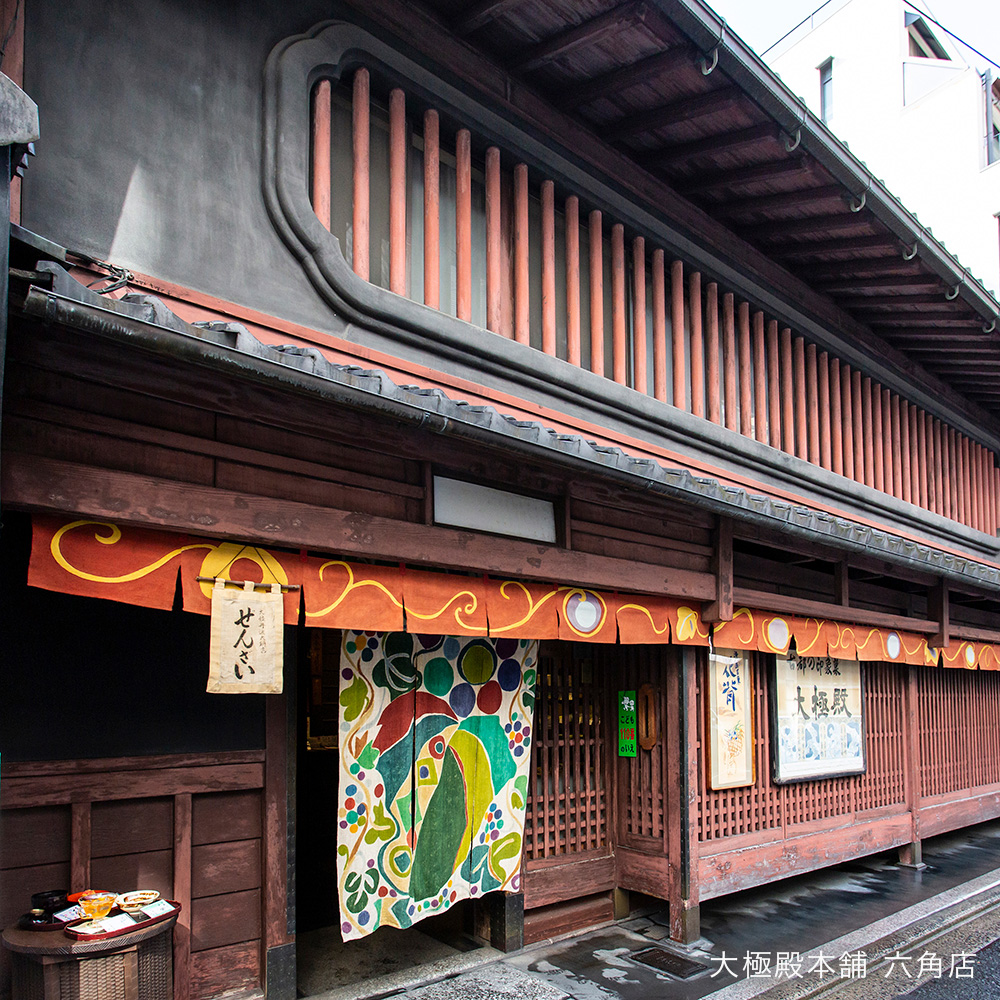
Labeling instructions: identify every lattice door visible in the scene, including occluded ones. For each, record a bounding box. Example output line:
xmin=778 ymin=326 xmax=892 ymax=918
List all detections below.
xmin=525 ymin=642 xmax=609 ymax=859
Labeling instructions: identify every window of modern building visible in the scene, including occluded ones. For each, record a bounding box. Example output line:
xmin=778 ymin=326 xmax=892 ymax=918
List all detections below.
xmin=819 ymin=59 xmax=833 ymax=123
xmin=988 ymin=74 xmax=1000 ymax=166
xmin=905 ymin=14 xmax=949 ymax=60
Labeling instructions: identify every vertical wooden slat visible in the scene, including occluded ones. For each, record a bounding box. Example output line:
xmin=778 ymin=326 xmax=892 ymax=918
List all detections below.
xmin=352 ymin=68 xmax=370 ymax=281
xmin=513 ymin=163 xmax=530 ymax=344
xmin=909 ymin=404 xmax=921 ymax=506
xmin=934 ymin=420 xmax=945 ymax=518
xmin=806 ymin=343 xmax=820 ymax=462
xmin=690 ymin=272 xmax=705 ymax=417
xmin=830 ymin=357 xmax=843 ymax=475
xmin=311 ymin=80 xmax=332 ymax=231
xmin=957 ymin=433 xmax=968 ymax=526
xmin=652 ymin=249 xmax=667 ymax=400
xmin=671 ymin=260 xmax=686 ymax=409
xmin=882 ymin=388 xmax=895 ymax=496
xmin=173 ymin=792 xmax=193 ymax=1000
xmin=994 ymin=465 xmax=1000 ymax=536
xmin=485 ymin=147 xmax=502 ymax=333
xmin=456 ymin=129 xmax=472 ymax=322
xmin=389 ymin=88 xmax=407 ymax=295
xmin=540 ymin=180 xmax=556 ymax=355
xmin=794 ymin=336 xmax=808 ymax=460
xmin=973 ymin=442 xmax=984 ymax=532
xmin=917 ymin=410 xmax=929 ymax=510
xmin=423 ymin=110 xmax=440 ymax=309
xmin=753 ymin=312 xmax=768 ymax=444
xmin=738 ymin=302 xmax=752 ymax=437
xmin=70 ymin=801 xmax=91 ymax=892
xmin=872 ymin=384 xmax=884 ymax=492
xmin=841 ymin=365 xmax=855 ymax=481
xmin=612 ymin=223 xmax=627 ymax=384
xmin=590 ymin=210 xmax=605 ymax=376
xmin=781 ymin=327 xmax=794 ymax=455
xmin=706 ymin=282 xmax=720 ymax=423
xmin=767 ymin=321 xmax=781 ymax=451
xmin=633 ymin=237 xmax=648 ymax=393
xmin=899 ymin=399 xmax=911 ymax=503
xmin=949 ymin=428 xmax=960 ymax=523
xmin=566 ymin=196 xmax=581 ymax=366
xmin=723 ymin=293 xmax=737 ymax=431
xmin=851 ymin=369 xmax=864 ymax=485
xmin=818 ymin=351 xmax=832 ymax=470
xmin=861 ymin=377 xmax=874 ymax=487
xmin=989 ymin=455 xmax=998 ymax=536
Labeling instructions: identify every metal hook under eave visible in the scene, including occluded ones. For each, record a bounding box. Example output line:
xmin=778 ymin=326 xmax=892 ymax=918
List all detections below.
xmin=784 ymin=128 xmax=801 ymax=152
xmin=902 ymin=242 xmax=918 ymax=261
xmin=945 ymin=284 xmax=960 ymax=301
xmin=700 ymin=45 xmax=719 ymax=75
xmin=849 ymin=191 xmax=866 ymax=212
xmin=984 ymin=318 xmax=997 ymax=334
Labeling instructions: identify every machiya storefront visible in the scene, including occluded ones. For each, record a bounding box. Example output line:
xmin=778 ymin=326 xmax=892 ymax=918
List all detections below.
xmin=6 ymin=497 xmax=1000 ymax=1000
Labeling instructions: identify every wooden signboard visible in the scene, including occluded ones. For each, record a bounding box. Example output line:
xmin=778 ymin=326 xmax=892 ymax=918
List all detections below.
xmin=771 ymin=652 xmax=865 ymax=782
xmin=618 ymin=690 xmax=637 ymax=757
xmin=708 ymin=648 xmax=754 ymax=789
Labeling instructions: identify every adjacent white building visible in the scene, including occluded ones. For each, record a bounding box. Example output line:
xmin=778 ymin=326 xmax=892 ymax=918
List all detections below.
xmin=766 ymin=0 xmax=1000 ymax=296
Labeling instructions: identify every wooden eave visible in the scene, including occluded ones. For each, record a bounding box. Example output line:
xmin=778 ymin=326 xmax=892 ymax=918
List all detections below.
xmin=353 ymin=0 xmax=1000 ymax=423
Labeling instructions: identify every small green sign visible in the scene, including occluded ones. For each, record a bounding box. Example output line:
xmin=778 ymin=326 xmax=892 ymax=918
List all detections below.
xmin=618 ymin=690 xmax=637 ymax=757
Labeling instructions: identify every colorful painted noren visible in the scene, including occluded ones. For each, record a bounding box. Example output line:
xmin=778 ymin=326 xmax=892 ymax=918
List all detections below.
xmin=337 ymin=631 xmax=538 ymax=939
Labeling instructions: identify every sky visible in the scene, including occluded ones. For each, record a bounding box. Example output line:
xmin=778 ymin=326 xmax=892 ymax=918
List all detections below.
xmin=704 ymin=0 xmax=1000 ymax=70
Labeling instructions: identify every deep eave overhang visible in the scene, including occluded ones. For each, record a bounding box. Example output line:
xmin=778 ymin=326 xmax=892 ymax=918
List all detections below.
xmin=14 ymin=274 xmax=1000 ymax=597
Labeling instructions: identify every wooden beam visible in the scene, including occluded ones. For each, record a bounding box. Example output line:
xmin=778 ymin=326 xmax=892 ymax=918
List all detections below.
xmin=817 ymin=274 xmax=943 ymax=293
xmin=510 ymin=1 xmax=646 ymax=73
xmin=711 ymin=183 xmax=846 ymax=218
xmin=4 ymin=455 xmax=717 ymax=600
xmin=675 ymin=156 xmax=811 ymax=197
xmin=770 ymin=235 xmax=898 ymax=259
xmin=556 ymin=45 xmax=695 ymax=110
xmin=644 ymin=122 xmax=780 ymax=169
xmin=732 ymin=587 xmax=938 ymax=634
xmin=454 ymin=0 xmax=524 ymax=35
xmin=702 ymin=516 xmax=733 ymax=623
xmin=866 ymin=317 xmax=985 ymax=329
xmin=742 ymin=213 xmax=872 ymax=244
xmin=606 ymin=87 xmax=741 ymax=141
xmin=794 ymin=257 xmax=920 ymax=280
xmin=929 ymin=580 xmax=949 ymax=648
xmin=836 ymin=294 xmax=967 ymax=310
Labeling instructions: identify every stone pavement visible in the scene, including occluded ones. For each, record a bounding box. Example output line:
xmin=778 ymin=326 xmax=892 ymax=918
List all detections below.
xmin=307 ymin=820 xmax=1000 ymax=1000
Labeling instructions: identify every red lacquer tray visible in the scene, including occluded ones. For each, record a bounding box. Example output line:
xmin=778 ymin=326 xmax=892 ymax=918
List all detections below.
xmin=63 ymin=901 xmax=181 ymax=941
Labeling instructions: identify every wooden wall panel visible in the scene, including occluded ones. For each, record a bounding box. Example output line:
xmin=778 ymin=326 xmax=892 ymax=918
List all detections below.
xmin=90 ymin=849 xmax=173 ymax=898
xmin=0 ymin=805 xmax=70 ymax=869
xmin=91 ymin=798 xmax=173 ymax=857
xmin=190 ymin=889 xmax=262 ymax=952
xmin=189 ymin=941 xmax=261 ymax=998
xmin=191 ymin=841 xmax=262 ymax=899
xmin=192 ymin=790 xmax=262 ymax=845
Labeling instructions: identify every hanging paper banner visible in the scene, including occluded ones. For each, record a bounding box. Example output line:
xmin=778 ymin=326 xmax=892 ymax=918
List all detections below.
xmin=337 ymin=631 xmax=537 ymax=939
xmin=485 ymin=579 xmax=559 ymax=639
xmin=772 ymin=651 xmax=865 ymax=782
xmin=207 ymin=580 xmax=284 ymax=694
xmin=303 ymin=558 xmax=404 ymax=631
xmin=708 ymin=648 xmax=754 ymax=789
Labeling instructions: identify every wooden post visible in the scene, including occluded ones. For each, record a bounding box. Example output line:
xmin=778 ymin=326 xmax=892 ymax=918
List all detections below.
xmin=566 ymin=196 xmax=581 ymax=366
xmin=671 ymin=646 xmax=701 ymax=945
xmin=930 ymin=581 xmax=949 ymax=650
xmin=794 ymin=336 xmax=808 ymax=460
xmin=671 ymin=260 xmax=686 ymax=409
xmin=70 ymin=801 xmax=92 ymax=892
xmin=781 ymin=327 xmax=794 ymax=454
xmin=917 ymin=410 xmax=929 ymax=510
xmin=351 ymin=68 xmax=370 ymax=281
xmin=690 ymin=271 xmax=704 ymax=416
xmin=851 ymin=369 xmax=863 ymax=485
xmin=173 ymin=793 xmax=193 ymax=1000
xmin=899 ymin=399 xmax=911 ymax=503
xmin=900 ymin=666 xmax=924 ymax=868
xmin=652 ymin=248 xmax=666 ymax=400
xmin=841 ymin=364 xmax=855 ymax=481
xmin=633 ymin=237 xmax=647 ymax=393
xmin=861 ymin=376 xmax=874 ymax=487
xmin=311 ymin=80 xmax=332 ymax=231
xmin=456 ymin=129 xmax=472 ymax=322
xmin=738 ymin=302 xmax=752 ymax=437
xmin=388 ymin=89 xmax=407 ymax=296
xmin=830 ymin=357 xmax=843 ymax=475
xmin=612 ymin=223 xmax=627 ymax=384
xmin=702 ymin=517 xmax=733 ymax=623
xmin=723 ymin=293 xmax=737 ymax=431
xmin=423 ymin=110 xmax=440 ymax=309
xmin=882 ymin=388 xmax=895 ymax=496
xmin=767 ymin=321 xmax=781 ymax=451
xmin=835 ymin=559 xmax=850 ymax=606
xmin=872 ymin=381 xmax=884 ymax=492
xmin=514 ymin=163 xmax=530 ymax=345
xmin=753 ymin=312 xmax=767 ymax=445
xmin=485 ymin=147 xmax=502 ymax=334
xmin=706 ymin=281 xmax=720 ymax=422
xmin=590 ymin=210 xmax=605 ymax=377
xmin=540 ymin=180 xmax=556 ymax=355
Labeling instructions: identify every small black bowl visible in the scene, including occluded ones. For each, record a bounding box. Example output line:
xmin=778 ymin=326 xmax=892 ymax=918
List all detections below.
xmin=30 ymin=889 xmax=68 ymax=913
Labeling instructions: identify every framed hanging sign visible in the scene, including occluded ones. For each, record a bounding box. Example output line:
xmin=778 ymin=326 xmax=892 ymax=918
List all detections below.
xmin=771 ymin=651 xmax=865 ymax=782
xmin=207 ymin=579 xmax=284 ymax=694
xmin=708 ymin=647 xmax=754 ymax=789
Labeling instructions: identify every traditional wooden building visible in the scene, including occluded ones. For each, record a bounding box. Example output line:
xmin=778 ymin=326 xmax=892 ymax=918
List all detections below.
xmin=3 ymin=1 xmax=1000 ymax=998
